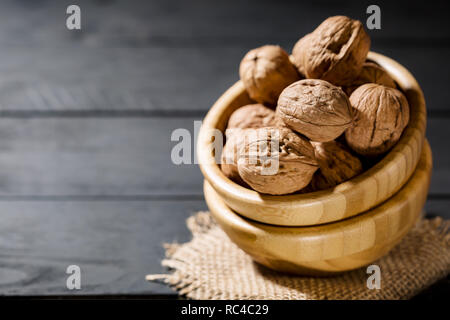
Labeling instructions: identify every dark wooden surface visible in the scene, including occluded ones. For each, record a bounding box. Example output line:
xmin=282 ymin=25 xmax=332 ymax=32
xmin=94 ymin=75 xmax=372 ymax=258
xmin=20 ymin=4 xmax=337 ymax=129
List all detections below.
xmin=0 ymin=0 xmax=448 ymax=298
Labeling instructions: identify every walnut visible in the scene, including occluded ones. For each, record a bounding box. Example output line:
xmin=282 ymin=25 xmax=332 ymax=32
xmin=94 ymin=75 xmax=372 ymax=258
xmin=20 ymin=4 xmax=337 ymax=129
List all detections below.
xmin=273 ymin=113 xmax=289 ymax=128
xmin=310 ymin=141 xmax=363 ymax=190
xmin=220 ymin=129 xmax=248 ymax=186
xmin=237 ymin=127 xmax=318 ymax=195
xmin=292 ymin=16 xmax=371 ymax=86
xmin=239 ymin=45 xmax=300 ymax=106
xmin=290 ymin=33 xmax=312 ymax=77
xmin=344 ymin=62 xmax=396 ymax=96
xmin=276 ymin=79 xmax=353 ymax=142
xmin=227 ymin=104 xmax=278 ymax=129
xmin=345 ymin=84 xmax=410 ymax=156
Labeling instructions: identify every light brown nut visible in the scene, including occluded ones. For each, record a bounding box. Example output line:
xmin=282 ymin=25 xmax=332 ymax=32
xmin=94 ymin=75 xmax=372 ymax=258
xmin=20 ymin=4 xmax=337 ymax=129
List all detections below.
xmin=273 ymin=113 xmax=289 ymax=128
xmin=276 ymin=79 xmax=353 ymax=142
xmin=237 ymin=127 xmax=318 ymax=195
xmin=227 ymin=104 xmax=278 ymax=129
xmin=310 ymin=141 xmax=363 ymax=190
xmin=344 ymin=62 xmax=396 ymax=96
xmin=239 ymin=45 xmax=300 ymax=106
xmin=291 ymin=33 xmax=312 ymax=77
xmin=292 ymin=16 xmax=371 ymax=86
xmin=345 ymin=84 xmax=410 ymax=156
xmin=220 ymin=129 xmax=248 ymax=186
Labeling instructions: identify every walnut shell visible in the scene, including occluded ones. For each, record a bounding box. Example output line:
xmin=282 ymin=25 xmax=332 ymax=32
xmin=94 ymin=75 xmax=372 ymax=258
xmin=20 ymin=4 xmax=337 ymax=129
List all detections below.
xmin=344 ymin=62 xmax=396 ymax=96
xmin=239 ymin=45 xmax=300 ymax=106
xmin=291 ymin=33 xmax=312 ymax=77
xmin=227 ymin=104 xmax=278 ymax=129
xmin=292 ymin=16 xmax=371 ymax=86
xmin=310 ymin=141 xmax=363 ymax=190
xmin=237 ymin=127 xmax=318 ymax=195
xmin=345 ymin=84 xmax=410 ymax=156
xmin=276 ymin=79 xmax=353 ymax=142
xmin=220 ymin=129 xmax=248 ymax=186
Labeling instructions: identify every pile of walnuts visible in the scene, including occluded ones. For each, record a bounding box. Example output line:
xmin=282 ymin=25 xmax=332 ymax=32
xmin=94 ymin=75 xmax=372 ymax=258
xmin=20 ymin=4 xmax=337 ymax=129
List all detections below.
xmin=220 ymin=16 xmax=410 ymax=195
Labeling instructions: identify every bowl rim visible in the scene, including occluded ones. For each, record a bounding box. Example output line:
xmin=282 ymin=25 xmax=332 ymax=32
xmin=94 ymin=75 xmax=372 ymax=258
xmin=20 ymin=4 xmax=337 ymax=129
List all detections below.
xmin=204 ymin=141 xmax=431 ymax=263
xmin=197 ymin=51 xmax=427 ymax=226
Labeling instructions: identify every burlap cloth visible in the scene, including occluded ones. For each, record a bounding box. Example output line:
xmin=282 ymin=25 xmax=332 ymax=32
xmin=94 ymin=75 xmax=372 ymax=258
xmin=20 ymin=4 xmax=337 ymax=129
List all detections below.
xmin=147 ymin=212 xmax=450 ymax=300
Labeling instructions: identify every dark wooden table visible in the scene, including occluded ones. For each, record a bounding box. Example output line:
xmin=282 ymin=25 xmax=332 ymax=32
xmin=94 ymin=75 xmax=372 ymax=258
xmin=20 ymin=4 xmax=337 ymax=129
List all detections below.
xmin=0 ymin=0 xmax=448 ymax=298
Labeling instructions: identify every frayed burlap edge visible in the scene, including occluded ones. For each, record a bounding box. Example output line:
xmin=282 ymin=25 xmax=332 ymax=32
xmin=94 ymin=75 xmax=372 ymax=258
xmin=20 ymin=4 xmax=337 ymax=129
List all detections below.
xmin=147 ymin=212 xmax=450 ymax=300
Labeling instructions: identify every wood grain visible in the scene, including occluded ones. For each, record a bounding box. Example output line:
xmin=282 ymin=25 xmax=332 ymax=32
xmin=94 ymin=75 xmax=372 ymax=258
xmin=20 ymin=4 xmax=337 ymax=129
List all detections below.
xmin=0 ymin=46 xmax=448 ymax=114
xmin=205 ymin=142 xmax=431 ymax=274
xmin=0 ymin=199 xmax=206 ymax=295
xmin=0 ymin=1 xmax=447 ymax=114
xmin=0 ymin=117 xmax=202 ymax=197
xmin=0 ymin=47 xmax=233 ymax=114
xmin=0 ymin=0 xmax=448 ymax=47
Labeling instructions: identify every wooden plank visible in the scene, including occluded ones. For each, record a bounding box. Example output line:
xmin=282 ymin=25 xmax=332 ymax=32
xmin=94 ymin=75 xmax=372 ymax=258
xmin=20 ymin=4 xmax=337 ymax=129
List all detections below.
xmin=0 ymin=0 xmax=448 ymax=47
xmin=0 ymin=47 xmax=237 ymax=114
xmin=0 ymin=116 xmax=446 ymax=198
xmin=0 ymin=117 xmax=204 ymax=197
xmin=0 ymin=199 xmax=206 ymax=295
xmin=0 ymin=198 xmax=446 ymax=295
xmin=0 ymin=1 xmax=447 ymax=114
xmin=0 ymin=45 xmax=448 ymax=113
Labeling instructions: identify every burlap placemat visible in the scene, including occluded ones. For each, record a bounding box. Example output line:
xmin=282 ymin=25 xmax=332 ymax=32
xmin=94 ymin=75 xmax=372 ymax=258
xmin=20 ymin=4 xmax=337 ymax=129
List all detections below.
xmin=147 ymin=212 xmax=450 ymax=300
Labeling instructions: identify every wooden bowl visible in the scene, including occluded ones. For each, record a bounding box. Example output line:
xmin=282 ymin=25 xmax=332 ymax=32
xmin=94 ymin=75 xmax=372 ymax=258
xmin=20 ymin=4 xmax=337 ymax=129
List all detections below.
xmin=205 ymin=141 xmax=432 ymax=275
xmin=197 ymin=51 xmax=427 ymax=226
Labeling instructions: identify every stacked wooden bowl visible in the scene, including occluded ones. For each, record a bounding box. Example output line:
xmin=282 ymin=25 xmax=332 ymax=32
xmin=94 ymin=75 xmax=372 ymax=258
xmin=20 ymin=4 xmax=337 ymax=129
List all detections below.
xmin=197 ymin=52 xmax=430 ymax=275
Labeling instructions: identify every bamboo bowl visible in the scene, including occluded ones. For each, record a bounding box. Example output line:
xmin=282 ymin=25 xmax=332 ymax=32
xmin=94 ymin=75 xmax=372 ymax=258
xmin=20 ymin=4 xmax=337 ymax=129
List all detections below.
xmin=197 ymin=52 xmax=427 ymax=226
xmin=205 ymin=141 xmax=432 ymax=274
